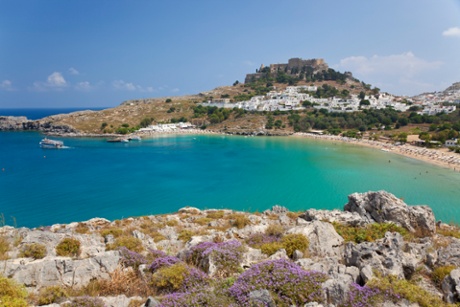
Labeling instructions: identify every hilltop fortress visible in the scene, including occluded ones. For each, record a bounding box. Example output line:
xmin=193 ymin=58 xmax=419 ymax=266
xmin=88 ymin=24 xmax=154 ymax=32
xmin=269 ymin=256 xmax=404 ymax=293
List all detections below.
xmin=245 ymin=57 xmax=330 ymax=83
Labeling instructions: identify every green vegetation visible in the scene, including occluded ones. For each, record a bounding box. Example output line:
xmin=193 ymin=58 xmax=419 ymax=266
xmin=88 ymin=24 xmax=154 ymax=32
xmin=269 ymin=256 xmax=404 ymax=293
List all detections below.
xmin=367 ymin=275 xmax=453 ymax=307
xmin=431 ymin=265 xmax=456 ymax=288
xmin=333 ymin=222 xmax=409 ymax=243
xmin=281 ymin=233 xmax=309 ymax=258
xmin=55 ymin=238 xmax=81 ymax=257
xmin=20 ymin=243 xmax=47 ymax=259
xmin=35 ymin=285 xmax=68 ymax=305
xmin=106 ymin=236 xmax=143 ymax=253
xmin=0 ymin=274 xmax=28 ymax=307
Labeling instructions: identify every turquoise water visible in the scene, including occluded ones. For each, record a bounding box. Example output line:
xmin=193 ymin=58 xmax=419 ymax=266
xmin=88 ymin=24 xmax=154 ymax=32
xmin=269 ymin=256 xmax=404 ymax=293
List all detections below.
xmin=1 ymin=131 xmax=460 ymax=228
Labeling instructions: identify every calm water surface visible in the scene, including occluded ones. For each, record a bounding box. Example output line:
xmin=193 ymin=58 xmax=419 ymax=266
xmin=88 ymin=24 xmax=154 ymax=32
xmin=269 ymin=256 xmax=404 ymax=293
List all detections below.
xmin=1 ymin=132 xmax=459 ymax=228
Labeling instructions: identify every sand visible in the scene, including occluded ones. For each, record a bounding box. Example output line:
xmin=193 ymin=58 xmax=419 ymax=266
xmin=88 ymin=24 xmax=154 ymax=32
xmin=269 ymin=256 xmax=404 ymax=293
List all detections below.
xmin=292 ymin=133 xmax=460 ymax=172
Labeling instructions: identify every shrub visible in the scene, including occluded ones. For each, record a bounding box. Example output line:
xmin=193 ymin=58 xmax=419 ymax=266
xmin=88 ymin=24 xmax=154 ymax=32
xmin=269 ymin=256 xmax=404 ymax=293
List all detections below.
xmin=166 ymin=219 xmax=178 ymax=227
xmin=186 ymin=240 xmax=245 ymax=277
xmin=119 ymin=247 xmax=147 ymax=270
xmin=178 ymin=229 xmax=194 ymax=242
xmin=230 ymin=213 xmax=251 ymax=229
xmin=265 ymin=224 xmax=284 ymax=237
xmin=75 ymin=223 xmax=89 ymax=234
xmin=0 ymin=274 xmax=28 ymax=307
xmin=149 ymin=255 xmax=182 ymax=272
xmin=0 ymin=235 xmax=10 ymax=260
xmin=246 ymin=233 xmax=280 ymax=249
xmin=36 ymin=285 xmax=68 ymax=305
xmin=55 ymin=238 xmax=81 ymax=257
xmin=206 ymin=210 xmax=225 ymax=219
xmin=99 ymin=227 xmax=123 ymax=238
xmin=229 ymin=259 xmax=327 ymax=306
xmin=367 ymin=275 xmax=450 ymax=307
xmin=20 ymin=243 xmax=47 ymax=259
xmin=281 ymin=233 xmax=309 ymax=258
xmin=432 ymin=265 xmax=456 ymax=288
xmin=343 ymin=282 xmax=399 ymax=307
xmin=151 ymin=263 xmax=208 ymax=294
xmin=106 ymin=236 xmax=143 ymax=253
xmin=333 ymin=222 xmax=408 ymax=243
xmin=260 ymin=241 xmax=284 ymax=256
xmin=81 ymin=266 xmax=151 ymax=297
xmin=193 ymin=217 xmax=213 ymax=226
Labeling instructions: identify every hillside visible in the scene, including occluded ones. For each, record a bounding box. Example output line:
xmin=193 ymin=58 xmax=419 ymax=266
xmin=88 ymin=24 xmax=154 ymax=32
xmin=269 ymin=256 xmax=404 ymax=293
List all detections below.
xmin=2 ymin=191 xmax=460 ymax=306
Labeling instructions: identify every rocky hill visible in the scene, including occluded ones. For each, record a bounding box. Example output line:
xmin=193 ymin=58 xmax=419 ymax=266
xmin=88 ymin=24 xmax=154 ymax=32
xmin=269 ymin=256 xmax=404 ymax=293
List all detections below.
xmin=2 ymin=191 xmax=460 ymax=306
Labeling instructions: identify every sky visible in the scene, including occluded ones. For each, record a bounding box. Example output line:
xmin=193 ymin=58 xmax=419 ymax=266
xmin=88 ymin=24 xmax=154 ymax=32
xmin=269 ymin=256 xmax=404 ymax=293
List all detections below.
xmin=1 ymin=1 xmax=460 ymax=108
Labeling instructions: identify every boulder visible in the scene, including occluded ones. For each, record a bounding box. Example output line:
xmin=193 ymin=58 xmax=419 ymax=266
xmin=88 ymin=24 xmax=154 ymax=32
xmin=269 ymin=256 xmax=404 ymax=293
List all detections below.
xmin=344 ymin=191 xmax=436 ymax=236
xmin=1 ymin=251 xmax=120 ymax=288
xmin=288 ymin=221 xmax=344 ymax=258
xmin=437 ymin=238 xmax=460 ymax=267
xmin=344 ymin=232 xmax=418 ymax=280
xmin=442 ymin=268 xmax=460 ymax=303
xmin=300 ymin=209 xmax=365 ymax=227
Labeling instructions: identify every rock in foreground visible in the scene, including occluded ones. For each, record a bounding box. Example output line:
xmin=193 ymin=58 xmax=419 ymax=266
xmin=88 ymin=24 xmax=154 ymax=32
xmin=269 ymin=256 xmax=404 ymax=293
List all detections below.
xmin=0 ymin=191 xmax=458 ymax=306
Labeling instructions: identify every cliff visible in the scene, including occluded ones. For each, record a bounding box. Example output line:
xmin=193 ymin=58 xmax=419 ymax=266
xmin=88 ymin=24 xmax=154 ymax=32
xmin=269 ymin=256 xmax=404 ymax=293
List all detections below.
xmin=0 ymin=115 xmax=77 ymax=133
xmin=1 ymin=191 xmax=460 ymax=306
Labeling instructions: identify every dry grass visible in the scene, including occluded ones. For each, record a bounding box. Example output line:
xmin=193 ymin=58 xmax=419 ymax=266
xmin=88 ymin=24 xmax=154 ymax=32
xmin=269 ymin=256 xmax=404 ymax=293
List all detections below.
xmin=78 ymin=267 xmax=152 ymax=298
xmin=0 ymin=235 xmax=10 ymax=260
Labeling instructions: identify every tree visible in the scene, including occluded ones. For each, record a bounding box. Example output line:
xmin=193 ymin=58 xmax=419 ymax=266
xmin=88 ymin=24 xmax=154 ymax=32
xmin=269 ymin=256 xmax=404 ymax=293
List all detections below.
xmin=358 ymin=91 xmax=366 ymax=100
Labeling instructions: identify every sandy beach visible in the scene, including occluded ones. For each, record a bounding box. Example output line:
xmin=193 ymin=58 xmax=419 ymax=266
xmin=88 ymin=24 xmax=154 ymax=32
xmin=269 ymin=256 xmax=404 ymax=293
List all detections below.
xmin=130 ymin=128 xmax=460 ymax=172
xmin=293 ymin=132 xmax=460 ymax=172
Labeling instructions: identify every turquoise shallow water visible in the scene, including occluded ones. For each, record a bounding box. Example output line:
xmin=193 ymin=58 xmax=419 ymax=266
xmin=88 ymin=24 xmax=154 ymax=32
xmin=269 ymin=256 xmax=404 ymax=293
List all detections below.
xmin=1 ymin=131 xmax=460 ymax=228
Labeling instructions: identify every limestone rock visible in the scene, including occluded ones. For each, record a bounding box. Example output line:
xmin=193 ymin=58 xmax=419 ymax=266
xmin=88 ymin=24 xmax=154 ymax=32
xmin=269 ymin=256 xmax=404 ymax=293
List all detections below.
xmin=249 ymin=289 xmax=276 ymax=307
xmin=442 ymin=268 xmax=460 ymax=303
xmin=437 ymin=238 xmax=460 ymax=267
xmin=344 ymin=232 xmax=417 ymax=280
xmin=344 ymin=191 xmax=436 ymax=236
xmin=300 ymin=209 xmax=366 ymax=227
xmin=288 ymin=221 xmax=344 ymax=258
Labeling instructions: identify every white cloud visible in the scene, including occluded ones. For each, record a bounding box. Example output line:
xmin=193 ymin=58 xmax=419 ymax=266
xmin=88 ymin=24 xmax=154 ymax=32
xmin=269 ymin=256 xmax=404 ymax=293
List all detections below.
xmin=335 ymin=52 xmax=443 ymax=95
xmin=31 ymin=72 xmax=68 ymax=91
xmin=68 ymin=67 xmax=80 ymax=75
xmin=47 ymin=72 xmax=67 ymax=87
xmin=171 ymin=88 xmax=180 ymax=93
xmin=0 ymin=80 xmax=14 ymax=91
xmin=75 ymin=81 xmax=92 ymax=91
xmin=243 ymin=60 xmax=255 ymax=66
xmin=442 ymin=27 xmax=460 ymax=37
xmin=112 ymin=80 xmax=154 ymax=92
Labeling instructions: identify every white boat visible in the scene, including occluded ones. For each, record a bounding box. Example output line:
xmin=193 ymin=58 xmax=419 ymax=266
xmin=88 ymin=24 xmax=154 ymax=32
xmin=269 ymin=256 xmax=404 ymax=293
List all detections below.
xmin=40 ymin=138 xmax=64 ymax=149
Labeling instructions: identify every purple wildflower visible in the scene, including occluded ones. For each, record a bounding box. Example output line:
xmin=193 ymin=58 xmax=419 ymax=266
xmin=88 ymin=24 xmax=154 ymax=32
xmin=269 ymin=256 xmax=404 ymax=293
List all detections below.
xmin=229 ymin=259 xmax=327 ymax=306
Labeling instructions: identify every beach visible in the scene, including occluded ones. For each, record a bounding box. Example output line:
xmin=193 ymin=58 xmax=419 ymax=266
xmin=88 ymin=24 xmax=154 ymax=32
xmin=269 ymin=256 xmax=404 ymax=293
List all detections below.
xmin=293 ymin=132 xmax=460 ymax=172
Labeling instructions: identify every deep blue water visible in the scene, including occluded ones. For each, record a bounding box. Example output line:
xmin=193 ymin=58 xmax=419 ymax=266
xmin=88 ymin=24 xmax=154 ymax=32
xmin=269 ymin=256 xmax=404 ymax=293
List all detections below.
xmin=0 ymin=108 xmax=107 ymax=120
xmin=1 ymin=131 xmax=460 ymax=228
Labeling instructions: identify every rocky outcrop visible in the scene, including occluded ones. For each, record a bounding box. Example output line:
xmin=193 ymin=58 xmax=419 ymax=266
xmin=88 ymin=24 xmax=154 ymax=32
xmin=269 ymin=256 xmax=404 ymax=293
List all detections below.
xmin=0 ymin=115 xmax=77 ymax=133
xmin=344 ymin=190 xmax=436 ymax=236
xmin=0 ymin=116 xmax=29 ymax=130
xmin=1 ymin=191 xmax=459 ymax=306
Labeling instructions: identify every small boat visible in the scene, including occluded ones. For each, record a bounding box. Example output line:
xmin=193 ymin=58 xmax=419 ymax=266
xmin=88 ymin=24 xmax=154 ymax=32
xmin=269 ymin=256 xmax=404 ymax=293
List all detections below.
xmin=107 ymin=138 xmax=129 ymax=143
xmin=40 ymin=138 xmax=64 ymax=149
xmin=128 ymin=135 xmax=141 ymax=141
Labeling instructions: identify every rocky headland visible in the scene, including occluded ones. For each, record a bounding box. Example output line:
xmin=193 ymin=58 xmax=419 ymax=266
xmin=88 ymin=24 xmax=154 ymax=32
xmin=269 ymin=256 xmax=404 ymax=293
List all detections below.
xmin=2 ymin=191 xmax=460 ymax=306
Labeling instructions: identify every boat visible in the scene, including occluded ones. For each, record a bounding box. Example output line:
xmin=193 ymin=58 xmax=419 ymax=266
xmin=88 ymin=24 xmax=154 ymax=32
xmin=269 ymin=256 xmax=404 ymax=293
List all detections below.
xmin=40 ymin=138 xmax=64 ymax=149
xmin=107 ymin=138 xmax=129 ymax=143
xmin=128 ymin=135 xmax=141 ymax=141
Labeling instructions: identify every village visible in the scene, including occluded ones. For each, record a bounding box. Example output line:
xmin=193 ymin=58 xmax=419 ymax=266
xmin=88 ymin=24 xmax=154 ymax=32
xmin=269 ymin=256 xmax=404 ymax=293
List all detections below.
xmin=203 ymin=85 xmax=458 ymax=115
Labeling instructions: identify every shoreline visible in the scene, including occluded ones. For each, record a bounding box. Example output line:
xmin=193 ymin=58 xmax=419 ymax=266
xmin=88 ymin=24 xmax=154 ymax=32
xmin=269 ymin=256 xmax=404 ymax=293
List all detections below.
xmin=48 ymin=128 xmax=460 ymax=172
xmin=293 ymin=132 xmax=460 ymax=172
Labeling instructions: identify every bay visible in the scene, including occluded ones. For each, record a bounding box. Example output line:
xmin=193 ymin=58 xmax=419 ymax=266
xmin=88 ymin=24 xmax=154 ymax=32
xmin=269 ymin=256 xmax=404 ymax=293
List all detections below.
xmin=1 ymin=131 xmax=459 ymax=228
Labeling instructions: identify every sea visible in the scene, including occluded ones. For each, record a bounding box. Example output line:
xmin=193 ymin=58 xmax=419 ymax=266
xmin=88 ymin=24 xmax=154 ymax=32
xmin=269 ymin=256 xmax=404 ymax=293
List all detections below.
xmin=1 ymin=108 xmax=460 ymax=228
